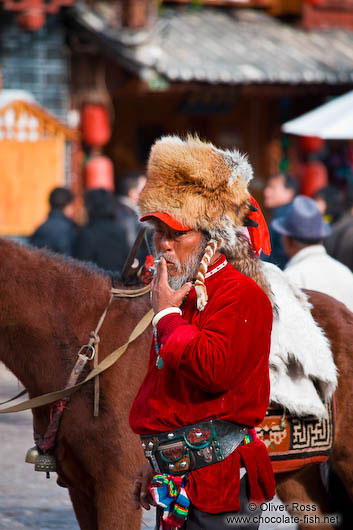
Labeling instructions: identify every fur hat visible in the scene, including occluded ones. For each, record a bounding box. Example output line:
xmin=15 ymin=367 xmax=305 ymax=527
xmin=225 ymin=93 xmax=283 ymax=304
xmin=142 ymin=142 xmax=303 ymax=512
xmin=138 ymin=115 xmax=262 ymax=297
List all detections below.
xmin=139 ymin=135 xmax=272 ymax=309
xmin=139 ymin=135 xmax=254 ymax=252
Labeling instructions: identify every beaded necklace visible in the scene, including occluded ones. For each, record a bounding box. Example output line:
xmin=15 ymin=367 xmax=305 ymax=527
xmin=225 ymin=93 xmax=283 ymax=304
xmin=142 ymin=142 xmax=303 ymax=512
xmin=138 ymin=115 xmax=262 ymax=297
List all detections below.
xmin=154 ymin=328 xmax=164 ymax=369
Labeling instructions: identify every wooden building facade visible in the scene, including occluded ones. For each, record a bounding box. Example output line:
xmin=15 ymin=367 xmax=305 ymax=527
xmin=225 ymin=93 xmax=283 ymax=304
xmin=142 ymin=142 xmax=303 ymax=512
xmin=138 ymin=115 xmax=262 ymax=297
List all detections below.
xmin=67 ymin=1 xmax=353 ymax=202
xmin=0 ymin=93 xmax=77 ymax=235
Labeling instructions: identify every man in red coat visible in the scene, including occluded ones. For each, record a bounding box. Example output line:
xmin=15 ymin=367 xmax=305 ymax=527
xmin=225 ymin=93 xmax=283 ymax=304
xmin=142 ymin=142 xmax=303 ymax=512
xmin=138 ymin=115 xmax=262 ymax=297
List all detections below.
xmin=129 ymin=136 xmax=275 ymax=529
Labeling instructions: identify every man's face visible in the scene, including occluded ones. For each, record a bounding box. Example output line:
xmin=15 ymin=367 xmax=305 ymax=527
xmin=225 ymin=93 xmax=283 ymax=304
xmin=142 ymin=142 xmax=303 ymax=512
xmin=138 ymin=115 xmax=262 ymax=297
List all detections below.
xmin=63 ymin=202 xmax=75 ymax=220
xmin=152 ymin=220 xmax=205 ymax=289
xmin=264 ymin=175 xmax=294 ymax=209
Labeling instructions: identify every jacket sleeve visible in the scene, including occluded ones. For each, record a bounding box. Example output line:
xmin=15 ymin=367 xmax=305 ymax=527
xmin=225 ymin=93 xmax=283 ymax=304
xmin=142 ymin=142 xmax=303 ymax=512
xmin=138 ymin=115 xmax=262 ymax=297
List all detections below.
xmin=157 ymin=280 xmax=272 ymax=393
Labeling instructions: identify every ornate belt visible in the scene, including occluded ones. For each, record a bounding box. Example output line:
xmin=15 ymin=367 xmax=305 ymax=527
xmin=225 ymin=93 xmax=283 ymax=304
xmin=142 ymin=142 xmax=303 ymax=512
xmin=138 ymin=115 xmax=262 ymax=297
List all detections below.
xmin=140 ymin=419 xmax=249 ymax=475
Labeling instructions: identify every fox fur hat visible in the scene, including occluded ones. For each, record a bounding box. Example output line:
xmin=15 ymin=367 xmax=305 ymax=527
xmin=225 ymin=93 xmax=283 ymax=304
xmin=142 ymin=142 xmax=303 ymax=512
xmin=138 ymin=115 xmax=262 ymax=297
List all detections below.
xmin=139 ymin=135 xmax=253 ymax=250
xmin=139 ymin=135 xmax=272 ymax=309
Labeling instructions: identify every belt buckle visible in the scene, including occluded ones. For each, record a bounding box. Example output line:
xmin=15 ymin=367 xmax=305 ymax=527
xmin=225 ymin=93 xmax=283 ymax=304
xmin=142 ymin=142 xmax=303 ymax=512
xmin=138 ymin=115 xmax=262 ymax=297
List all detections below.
xmin=157 ymin=439 xmax=190 ymax=474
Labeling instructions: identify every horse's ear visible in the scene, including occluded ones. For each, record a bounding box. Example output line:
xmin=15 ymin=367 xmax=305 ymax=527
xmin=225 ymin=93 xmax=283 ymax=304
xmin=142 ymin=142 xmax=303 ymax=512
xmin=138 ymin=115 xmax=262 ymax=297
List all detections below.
xmin=121 ymin=228 xmax=147 ymax=285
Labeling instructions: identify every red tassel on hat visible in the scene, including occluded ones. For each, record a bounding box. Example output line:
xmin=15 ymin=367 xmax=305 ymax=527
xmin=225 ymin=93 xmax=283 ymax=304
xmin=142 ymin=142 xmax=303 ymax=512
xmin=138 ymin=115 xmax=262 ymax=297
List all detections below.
xmin=247 ymin=196 xmax=271 ymax=257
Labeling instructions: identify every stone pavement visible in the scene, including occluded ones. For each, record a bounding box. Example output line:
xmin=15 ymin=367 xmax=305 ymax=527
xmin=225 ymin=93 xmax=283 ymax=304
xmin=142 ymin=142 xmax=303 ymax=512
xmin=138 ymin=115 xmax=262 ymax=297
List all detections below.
xmin=0 ymin=366 xmax=295 ymax=530
xmin=0 ymin=366 xmax=153 ymax=530
xmin=0 ymin=366 xmax=78 ymax=530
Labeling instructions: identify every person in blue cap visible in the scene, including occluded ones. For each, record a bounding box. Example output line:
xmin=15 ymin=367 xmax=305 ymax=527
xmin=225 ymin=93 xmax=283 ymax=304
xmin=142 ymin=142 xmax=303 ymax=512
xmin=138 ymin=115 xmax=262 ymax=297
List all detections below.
xmin=272 ymin=195 xmax=353 ymax=313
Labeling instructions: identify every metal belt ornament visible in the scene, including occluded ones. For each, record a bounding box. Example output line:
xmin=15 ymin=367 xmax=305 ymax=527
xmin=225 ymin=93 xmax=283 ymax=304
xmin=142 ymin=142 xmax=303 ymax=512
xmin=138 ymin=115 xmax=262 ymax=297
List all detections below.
xmin=141 ymin=420 xmax=249 ymax=476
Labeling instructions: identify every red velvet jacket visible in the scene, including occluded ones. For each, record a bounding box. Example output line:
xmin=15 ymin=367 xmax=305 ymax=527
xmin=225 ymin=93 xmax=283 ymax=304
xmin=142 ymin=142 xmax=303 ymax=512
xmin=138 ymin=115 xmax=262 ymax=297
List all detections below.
xmin=129 ymin=255 xmax=276 ymax=512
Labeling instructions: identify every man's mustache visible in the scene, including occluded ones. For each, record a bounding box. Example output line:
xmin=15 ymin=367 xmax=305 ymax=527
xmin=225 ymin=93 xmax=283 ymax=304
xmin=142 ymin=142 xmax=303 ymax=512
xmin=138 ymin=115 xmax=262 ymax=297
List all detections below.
xmin=155 ymin=252 xmax=181 ymax=269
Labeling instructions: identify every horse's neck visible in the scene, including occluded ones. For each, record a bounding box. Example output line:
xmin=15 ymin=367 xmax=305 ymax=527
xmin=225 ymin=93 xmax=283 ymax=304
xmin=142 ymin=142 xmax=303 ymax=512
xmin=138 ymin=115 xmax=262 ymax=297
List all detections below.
xmin=0 ymin=311 xmax=77 ymax=397
xmin=0 ymin=239 xmax=111 ymax=396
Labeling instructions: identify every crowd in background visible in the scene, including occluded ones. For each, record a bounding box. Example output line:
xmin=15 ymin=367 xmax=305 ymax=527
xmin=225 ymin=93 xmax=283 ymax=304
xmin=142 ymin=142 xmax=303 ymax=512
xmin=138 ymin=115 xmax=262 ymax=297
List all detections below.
xmin=29 ymin=171 xmax=149 ymax=276
xmin=262 ymin=171 xmax=353 ymax=276
xmin=260 ymin=169 xmax=353 ymax=311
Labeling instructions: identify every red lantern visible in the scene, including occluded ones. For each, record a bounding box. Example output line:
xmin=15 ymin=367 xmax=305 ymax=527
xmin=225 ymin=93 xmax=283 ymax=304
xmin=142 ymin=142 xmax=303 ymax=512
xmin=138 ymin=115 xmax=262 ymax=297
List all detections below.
xmin=81 ymin=104 xmax=111 ymax=147
xmin=4 ymin=0 xmax=74 ymax=31
xmin=85 ymin=156 xmax=114 ymax=192
xmin=301 ymin=161 xmax=328 ymax=197
xmin=16 ymin=11 xmax=45 ymax=31
xmin=299 ymin=136 xmax=324 ymax=154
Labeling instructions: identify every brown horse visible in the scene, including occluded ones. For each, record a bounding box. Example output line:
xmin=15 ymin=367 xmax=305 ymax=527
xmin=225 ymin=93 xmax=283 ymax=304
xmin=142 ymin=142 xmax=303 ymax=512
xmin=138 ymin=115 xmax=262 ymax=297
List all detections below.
xmin=0 ymin=237 xmax=352 ymax=530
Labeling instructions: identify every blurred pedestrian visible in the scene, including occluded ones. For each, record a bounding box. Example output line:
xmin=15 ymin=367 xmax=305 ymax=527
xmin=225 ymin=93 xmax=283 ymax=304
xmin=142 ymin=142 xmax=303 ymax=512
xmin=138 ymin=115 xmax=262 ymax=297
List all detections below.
xmin=115 ymin=171 xmax=146 ymax=248
xmin=74 ymin=189 xmax=128 ymax=273
xmin=272 ymin=195 xmax=353 ymax=312
xmin=313 ymin=186 xmax=342 ymax=225
xmin=29 ymin=187 xmax=76 ymax=256
xmin=324 ymin=185 xmax=353 ymax=272
xmin=261 ymin=173 xmax=298 ymax=269
xmin=116 ymin=170 xmax=150 ymax=267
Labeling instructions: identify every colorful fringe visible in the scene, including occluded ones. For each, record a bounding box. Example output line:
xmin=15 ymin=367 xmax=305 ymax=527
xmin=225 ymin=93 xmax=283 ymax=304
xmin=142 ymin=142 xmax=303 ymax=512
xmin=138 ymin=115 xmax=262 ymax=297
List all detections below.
xmin=149 ymin=473 xmax=190 ymax=529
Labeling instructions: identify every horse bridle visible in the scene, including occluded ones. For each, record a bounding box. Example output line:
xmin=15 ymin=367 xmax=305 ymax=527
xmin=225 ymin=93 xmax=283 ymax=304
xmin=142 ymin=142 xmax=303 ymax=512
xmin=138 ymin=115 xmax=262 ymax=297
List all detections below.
xmin=0 ymin=283 xmax=153 ymax=415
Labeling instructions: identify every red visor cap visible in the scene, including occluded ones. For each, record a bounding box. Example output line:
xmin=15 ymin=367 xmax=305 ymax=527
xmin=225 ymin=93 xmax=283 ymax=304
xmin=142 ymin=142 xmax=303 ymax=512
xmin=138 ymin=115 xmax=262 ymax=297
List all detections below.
xmin=140 ymin=212 xmax=192 ymax=231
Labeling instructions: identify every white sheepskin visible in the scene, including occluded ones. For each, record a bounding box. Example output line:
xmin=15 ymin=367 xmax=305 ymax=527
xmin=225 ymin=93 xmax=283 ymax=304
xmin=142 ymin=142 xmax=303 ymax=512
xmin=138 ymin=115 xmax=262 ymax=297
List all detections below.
xmin=262 ymin=262 xmax=338 ymax=419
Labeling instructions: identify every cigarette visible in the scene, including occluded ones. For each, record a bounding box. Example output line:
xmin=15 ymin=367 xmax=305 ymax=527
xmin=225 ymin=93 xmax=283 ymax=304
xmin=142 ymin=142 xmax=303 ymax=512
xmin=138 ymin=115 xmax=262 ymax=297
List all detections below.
xmin=148 ymin=258 xmax=162 ymax=274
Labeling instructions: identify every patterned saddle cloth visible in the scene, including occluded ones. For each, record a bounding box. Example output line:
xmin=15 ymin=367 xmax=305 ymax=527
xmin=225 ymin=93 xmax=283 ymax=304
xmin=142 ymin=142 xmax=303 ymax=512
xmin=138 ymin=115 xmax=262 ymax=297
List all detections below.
xmin=256 ymin=400 xmax=335 ymax=473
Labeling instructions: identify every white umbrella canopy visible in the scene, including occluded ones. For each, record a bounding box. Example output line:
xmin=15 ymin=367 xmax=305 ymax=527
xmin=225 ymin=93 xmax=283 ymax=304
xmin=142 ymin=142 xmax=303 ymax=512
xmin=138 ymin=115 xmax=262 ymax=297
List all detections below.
xmin=282 ymin=90 xmax=353 ymax=140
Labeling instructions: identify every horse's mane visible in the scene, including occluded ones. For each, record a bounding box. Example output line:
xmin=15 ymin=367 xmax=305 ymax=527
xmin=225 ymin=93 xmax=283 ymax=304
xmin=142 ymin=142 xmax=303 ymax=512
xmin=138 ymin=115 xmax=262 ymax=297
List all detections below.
xmin=0 ymin=237 xmax=115 ymax=314
xmin=2 ymin=236 xmax=113 ymax=277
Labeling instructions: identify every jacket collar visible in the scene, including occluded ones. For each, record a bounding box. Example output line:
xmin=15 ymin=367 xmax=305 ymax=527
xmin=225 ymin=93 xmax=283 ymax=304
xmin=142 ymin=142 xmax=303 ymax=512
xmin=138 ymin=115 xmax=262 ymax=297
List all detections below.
xmin=205 ymin=254 xmax=228 ymax=280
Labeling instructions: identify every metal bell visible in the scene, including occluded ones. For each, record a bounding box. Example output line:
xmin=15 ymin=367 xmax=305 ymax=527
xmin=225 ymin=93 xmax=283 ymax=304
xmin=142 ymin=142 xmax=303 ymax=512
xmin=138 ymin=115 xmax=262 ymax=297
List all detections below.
xmin=35 ymin=453 xmax=56 ymax=473
xmin=25 ymin=446 xmax=40 ymax=464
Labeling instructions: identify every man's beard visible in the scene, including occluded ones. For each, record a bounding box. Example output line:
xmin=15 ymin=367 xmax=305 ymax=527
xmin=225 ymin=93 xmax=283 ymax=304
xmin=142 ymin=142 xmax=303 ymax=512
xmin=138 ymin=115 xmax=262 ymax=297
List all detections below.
xmin=154 ymin=239 xmax=207 ymax=290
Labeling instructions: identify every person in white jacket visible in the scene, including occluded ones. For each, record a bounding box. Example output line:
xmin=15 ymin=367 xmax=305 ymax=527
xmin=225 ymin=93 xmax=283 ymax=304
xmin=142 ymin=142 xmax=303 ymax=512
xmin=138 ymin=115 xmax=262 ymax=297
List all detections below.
xmin=272 ymin=195 xmax=353 ymax=313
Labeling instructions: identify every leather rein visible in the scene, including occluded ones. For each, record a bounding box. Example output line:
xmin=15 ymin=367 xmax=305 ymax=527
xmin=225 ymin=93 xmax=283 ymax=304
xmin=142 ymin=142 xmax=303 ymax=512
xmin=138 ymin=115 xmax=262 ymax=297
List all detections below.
xmin=0 ymin=284 xmax=153 ymax=415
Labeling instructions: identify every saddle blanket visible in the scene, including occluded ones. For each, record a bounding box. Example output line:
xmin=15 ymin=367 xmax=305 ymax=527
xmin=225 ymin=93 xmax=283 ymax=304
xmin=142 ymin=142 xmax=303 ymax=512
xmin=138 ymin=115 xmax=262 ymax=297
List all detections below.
xmin=256 ymin=401 xmax=335 ymax=473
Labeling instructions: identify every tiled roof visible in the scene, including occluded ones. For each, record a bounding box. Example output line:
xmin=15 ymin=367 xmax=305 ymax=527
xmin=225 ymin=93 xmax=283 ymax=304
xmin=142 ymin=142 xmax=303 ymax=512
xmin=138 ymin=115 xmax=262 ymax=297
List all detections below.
xmin=70 ymin=2 xmax=353 ymax=85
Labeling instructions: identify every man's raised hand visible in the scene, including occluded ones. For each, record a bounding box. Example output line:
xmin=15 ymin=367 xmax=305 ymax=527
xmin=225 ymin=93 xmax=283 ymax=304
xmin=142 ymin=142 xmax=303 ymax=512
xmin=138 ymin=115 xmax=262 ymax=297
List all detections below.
xmin=151 ymin=257 xmax=192 ymax=313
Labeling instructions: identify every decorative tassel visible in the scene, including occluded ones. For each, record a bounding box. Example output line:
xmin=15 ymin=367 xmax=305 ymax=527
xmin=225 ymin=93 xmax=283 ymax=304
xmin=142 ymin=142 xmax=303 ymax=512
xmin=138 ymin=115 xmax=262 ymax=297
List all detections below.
xmin=194 ymin=239 xmax=220 ymax=311
xmin=149 ymin=474 xmax=190 ymax=529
